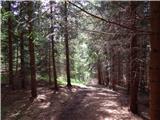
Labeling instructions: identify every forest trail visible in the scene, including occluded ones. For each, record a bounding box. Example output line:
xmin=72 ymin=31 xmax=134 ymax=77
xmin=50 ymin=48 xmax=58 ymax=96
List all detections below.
xmin=2 ymin=81 xmax=143 ymax=120
xmin=56 ymin=85 xmax=142 ymax=120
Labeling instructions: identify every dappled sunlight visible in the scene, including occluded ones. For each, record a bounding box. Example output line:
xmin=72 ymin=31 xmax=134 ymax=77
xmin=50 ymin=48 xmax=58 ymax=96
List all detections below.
xmin=55 ymin=85 xmax=143 ymax=120
xmin=100 ymin=101 xmax=119 ymax=108
xmin=2 ymin=83 xmax=144 ymax=120
xmin=97 ymin=92 xmax=110 ymax=96
xmin=38 ymin=102 xmax=51 ymax=109
xmin=71 ymin=83 xmax=88 ymax=88
xmin=1 ymin=0 xmax=153 ymax=119
xmin=36 ymin=94 xmax=47 ymax=101
xmin=9 ymin=111 xmax=21 ymax=118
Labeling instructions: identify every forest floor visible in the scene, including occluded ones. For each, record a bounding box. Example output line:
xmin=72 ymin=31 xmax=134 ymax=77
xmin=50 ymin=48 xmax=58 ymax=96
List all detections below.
xmin=2 ymin=80 xmax=148 ymax=120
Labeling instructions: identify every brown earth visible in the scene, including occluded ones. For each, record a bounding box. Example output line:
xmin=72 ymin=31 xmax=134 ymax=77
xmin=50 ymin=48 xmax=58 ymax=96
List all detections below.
xmin=1 ymin=81 xmax=147 ymax=120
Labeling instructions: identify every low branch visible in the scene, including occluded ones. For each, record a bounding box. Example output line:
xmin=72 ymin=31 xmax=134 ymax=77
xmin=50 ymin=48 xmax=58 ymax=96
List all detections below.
xmin=68 ymin=1 xmax=151 ymax=34
xmin=79 ymin=28 xmax=151 ymax=35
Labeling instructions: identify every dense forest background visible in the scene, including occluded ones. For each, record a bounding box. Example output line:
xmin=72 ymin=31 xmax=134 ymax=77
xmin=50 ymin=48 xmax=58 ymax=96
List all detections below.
xmin=1 ymin=1 xmax=160 ymax=120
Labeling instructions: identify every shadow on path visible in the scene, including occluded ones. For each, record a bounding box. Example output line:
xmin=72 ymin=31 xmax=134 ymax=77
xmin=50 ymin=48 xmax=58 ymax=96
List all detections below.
xmin=2 ymin=82 xmax=143 ymax=120
xmin=56 ymin=85 xmax=142 ymax=120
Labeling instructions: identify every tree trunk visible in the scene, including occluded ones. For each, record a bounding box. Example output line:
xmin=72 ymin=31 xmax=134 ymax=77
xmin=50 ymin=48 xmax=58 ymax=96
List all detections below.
xmin=112 ymin=53 xmax=116 ymax=90
xmin=105 ymin=69 xmax=109 ymax=87
xmin=28 ymin=1 xmax=37 ymax=98
xmin=117 ymin=51 xmax=121 ymax=85
xmin=150 ymin=2 xmax=160 ymax=120
xmin=64 ymin=1 xmax=71 ymax=87
xmin=15 ymin=41 xmax=19 ymax=75
xmin=20 ymin=32 xmax=25 ymax=89
xmin=127 ymin=43 xmax=131 ymax=95
xmin=48 ymin=42 xmax=52 ymax=85
xmin=129 ymin=2 xmax=139 ymax=114
xmin=50 ymin=1 xmax=58 ymax=90
xmin=130 ymin=35 xmax=139 ymax=114
xmin=8 ymin=2 xmax=14 ymax=90
xmin=108 ymin=50 xmax=112 ymax=88
xmin=97 ymin=59 xmax=102 ymax=85
xmin=139 ymin=39 xmax=145 ymax=93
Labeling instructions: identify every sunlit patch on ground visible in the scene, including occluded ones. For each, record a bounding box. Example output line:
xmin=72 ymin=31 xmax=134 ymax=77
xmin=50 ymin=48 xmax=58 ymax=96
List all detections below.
xmin=38 ymin=102 xmax=51 ymax=109
xmin=2 ymin=83 xmax=145 ymax=120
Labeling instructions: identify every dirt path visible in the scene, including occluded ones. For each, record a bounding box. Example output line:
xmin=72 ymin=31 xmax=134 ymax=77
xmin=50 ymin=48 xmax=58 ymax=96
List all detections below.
xmin=2 ymin=83 xmax=144 ymax=120
xmin=56 ymin=85 xmax=142 ymax=120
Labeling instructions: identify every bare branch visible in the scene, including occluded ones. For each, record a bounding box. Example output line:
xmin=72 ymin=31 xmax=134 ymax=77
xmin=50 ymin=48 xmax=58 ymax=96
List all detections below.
xmin=68 ymin=1 xmax=151 ymax=34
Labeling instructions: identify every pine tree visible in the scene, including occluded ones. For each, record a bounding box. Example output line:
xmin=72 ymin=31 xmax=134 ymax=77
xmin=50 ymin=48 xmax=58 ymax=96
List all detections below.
xmin=150 ymin=2 xmax=160 ymax=120
xmin=50 ymin=1 xmax=58 ymax=90
xmin=8 ymin=2 xmax=14 ymax=90
xmin=64 ymin=1 xmax=71 ymax=87
xmin=20 ymin=32 xmax=25 ymax=89
xmin=28 ymin=1 xmax=37 ymax=98
xmin=129 ymin=2 xmax=140 ymax=114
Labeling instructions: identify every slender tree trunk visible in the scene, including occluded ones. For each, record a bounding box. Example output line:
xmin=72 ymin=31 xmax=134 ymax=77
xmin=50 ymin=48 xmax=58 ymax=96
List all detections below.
xmin=28 ymin=1 xmax=37 ymax=98
xmin=8 ymin=2 xmax=14 ymax=90
xmin=127 ymin=43 xmax=131 ymax=95
xmin=127 ymin=61 xmax=131 ymax=95
xmin=104 ymin=52 xmax=109 ymax=86
xmin=130 ymin=34 xmax=140 ymax=114
xmin=50 ymin=1 xmax=58 ymax=90
xmin=150 ymin=2 xmax=160 ymax=120
xmin=15 ymin=42 xmax=19 ymax=74
xmin=129 ymin=2 xmax=139 ymax=114
xmin=112 ymin=53 xmax=116 ymax=90
xmin=108 ymin=50 xmax=112 ymax=88
xmin=117 ymin=51 xmax=121 ymax=85
xmin=101 ymin=64 xmax=105 ymax=85
xmin=48 ymin=42 xmax=52 ymax=84
xmin=57 ymin=53 xmax=61 ymax=77
xmin=20 ymin=32 xmax=25 ymax=89
xmin=106 ymin=68 xmax=109 ymax=86
xmin=64 ymin=1 xmax=71 ymax=87
xmin=97 ymin=59 xmax=102 ymax=85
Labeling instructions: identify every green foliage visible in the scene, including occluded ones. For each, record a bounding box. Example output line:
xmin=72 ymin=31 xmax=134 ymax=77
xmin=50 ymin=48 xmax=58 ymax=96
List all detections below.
xmin=70 ymin=32 xmax=92 ymax=82
xmin=57 ymin=76 xmax=67 ymax=85
xmin=38 ymin=73 xmax=49 ymax=81
xmin=57 ymin=76 xmax=87 ymax=86
xmin=1 ymin=1 xmax=149 ymax=87
xmin=1 ymin=74 xmax=8 ymax=84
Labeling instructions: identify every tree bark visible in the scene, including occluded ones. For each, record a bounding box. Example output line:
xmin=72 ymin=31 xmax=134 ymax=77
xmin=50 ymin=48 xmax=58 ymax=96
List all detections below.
xmin=112 ymin=53 xmax=116 ymax=91
xmin=127 ymin=43 xmax=131 ymax=95
xmin=8 ymin=2 xmax=14 ymax=90
xmin=50 ymin=1 xmax=58 ymax=90
xmin=150 ymin=2 xmax=160 ymax=120
xmin=97 ymin=59 xmax=102 ymax=85
xmin=28 ymin=1 xmax=37 ymax=98
xmin=48 ymin=42 xmax=52 ymax=85
xmin=139 ymin=39 xmax=145 ymax=92
xmin=20 ymin=32 xmax=25 ymax=89
xmin=15 ymin=41 xmax=19 ymax=75
xmin=129 ymin=2 xmax=139 ymax=114
xmin=64 ymin=1 xmax=71 ymax=87
xmin=117 ymin=51 xmax=121 ymax=85
xmin=105 ymin=69 xmax=109 ymax=87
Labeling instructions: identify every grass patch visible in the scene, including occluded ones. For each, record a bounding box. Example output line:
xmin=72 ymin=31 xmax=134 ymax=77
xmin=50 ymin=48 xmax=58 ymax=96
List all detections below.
xmin=57 ymin=76 xmax=87 ymax=87
xmin=37 ymin=74 xmax=88 ymax=87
